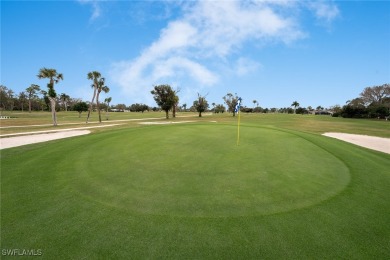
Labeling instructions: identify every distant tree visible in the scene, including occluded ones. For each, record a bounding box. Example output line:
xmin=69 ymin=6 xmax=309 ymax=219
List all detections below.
xmin=0 ymin=85 xmax=8 ymax=111
xmin=86 ymin=71 xmax=102 ymax=123
xmin=211 ymin=102 xmax=216 ymax=112
xmin=151 ymin=84 xmax=176 ymax=119
xmin=73 ymin=102 xmax=89 ymax=118
xmin=115 ymin=104 xmax=126 ymax=111
xmin=241 ymin=106 xmax=253 ymax=113
xmin=26 ymin=84 xmax=41 ymax=113
xmin=104 ymin=97 xmax=112 ymax=110
xmin=182 ymin=103 xmax=187 ymax=111
xmin=214 ymin=104 xmax=226 ymax=113
xmin=7 ymin=89 xmax=15 ymax=111
xmin=360 ymin=84 xmax=390 ymax=106
xmin=296 ymin=107 xmax=308 ymax=114
xmin=346 ymin=98 xmax=365 ymax=108
xmin=223 ymin=93 xmax=240 ymax=116
xmin=129 ymin=103 xmax=149 ymax=113
xmin=37 ymin=68 xmax=63 ymax=126
xmin=253 ymin=106 xmax=263 ymax=113
xmin=291 ymin=101 xmax=300 ymax=114
xmin=40 ymin=90 xmax=50 ymax=111
xmin=104 ymin=97 xmax=112 ymax=120
xmin=193 ymin=93 xmax=209 ymax=117
xmin=172 ymin=88 xmax=180 ymax=118
xmin=18 ymin=92 xmax=27 ymax=112
xmin=253 ymin=100 xmax=257 ymax=108
xmin=59 ymin=93 xmax=70 ymax=111
xmin=96 ymin=78 xmax=110 ymax=123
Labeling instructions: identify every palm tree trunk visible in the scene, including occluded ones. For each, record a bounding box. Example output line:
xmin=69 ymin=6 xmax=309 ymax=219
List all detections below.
xmin=86 ymin=87 xmax=97 ymax=123
xmin=49 ymin=97 xmax=57 ymax=126
xmin=97 ymin=92 xmax=101 ymax=123
xmin=106 ymin=103 xmax=110 ymax=120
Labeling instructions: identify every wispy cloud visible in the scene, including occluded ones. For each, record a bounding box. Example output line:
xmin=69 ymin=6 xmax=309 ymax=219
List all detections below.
xmin=78 ymin=0 xmax=102 ymax=22
xmin=235 ymin=58 xmax=262 ymax=76
xmin=110 ymin=0 xmax=340 ymax=104
xmin=309 ymin=1 xmax=340 ymax=23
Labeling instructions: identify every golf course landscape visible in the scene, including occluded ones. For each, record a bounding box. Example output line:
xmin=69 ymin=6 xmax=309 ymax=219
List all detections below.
xmin=1 ymin=112 xmax=389 ymax=259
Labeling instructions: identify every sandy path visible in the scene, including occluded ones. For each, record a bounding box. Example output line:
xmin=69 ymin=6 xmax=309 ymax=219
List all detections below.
xmin=0 ymin=123 xmax=123 ymax=137
xmin=0 ymin=130 xmax=90 ymax=150
xmin=323 ymin=132 xmax=390 ymax=154
xmin=0 ymin=124 xmax=123 ymax=149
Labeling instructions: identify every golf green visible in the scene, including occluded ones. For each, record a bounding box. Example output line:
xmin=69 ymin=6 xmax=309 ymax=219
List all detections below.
xmin=68 ymin=124 xmax=349 ymax=217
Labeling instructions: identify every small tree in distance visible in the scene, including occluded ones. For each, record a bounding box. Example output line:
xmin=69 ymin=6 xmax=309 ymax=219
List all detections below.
xmin=95 ymin=78 xmax=110 ymax=123
xmin=73 ymin=102 xmax=89 ymax=118
xmin=291 ymin=101 xmax=300 ymax=114
xmin=104 ymin=97 xmax=112 ymax=120
xmin=214 ymin=104 xmax=226 ymax=113
xmin=223 ymin=93 xmax=240 ymax=116
xmin=193 ymin=93 xmax=209 ymax=117
xmin=151 ymin=84 xmax=176 ymax=119
xmin=26 ymin=84 xmax=41 ymax=113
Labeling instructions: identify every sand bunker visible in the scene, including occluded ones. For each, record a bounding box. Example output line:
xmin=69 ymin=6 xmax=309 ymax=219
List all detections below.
xmin=0 ymin=130 xmax=90 ymax=150
xmin=323 ymin=132 xmax=390 ymax=154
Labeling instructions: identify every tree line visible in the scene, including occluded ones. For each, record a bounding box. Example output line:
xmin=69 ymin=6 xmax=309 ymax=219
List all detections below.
xmin=336 ymin=84 xmax=390 ymax=118
xmin=1 ymin=67 xmax=389 ymax=125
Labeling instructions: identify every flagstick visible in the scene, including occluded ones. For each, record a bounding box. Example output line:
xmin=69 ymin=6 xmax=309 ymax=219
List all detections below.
xmin=237 ymin=110 xmax=241 ymax=146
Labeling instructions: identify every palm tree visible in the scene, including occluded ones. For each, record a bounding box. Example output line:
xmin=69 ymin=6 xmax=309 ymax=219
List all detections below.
xmin=291 ymin=101 xmax=300 ymax=114
xmin=104 ymin=97 xmax=112 ymax=120
xmin=96 ymin=78 xmax=110 ymax=123
xmin=253 ymin=100 xmax=257 ymax=108
xmin=172 ymin=88 xmax=180 ymax=118
xmin=59 ymin=93 xmax=70 ymax=111
xmin=37 ymin=68 xmax=63 ymax=126
xmin=26 ymin=84 xmax=41 ymax=113
xmin=7 ymin=89 xmax=15 ymax=111
xmin=86 ymin=71 xmax=102 ymax=123
xmin=18 ymin=92 xmax=27 ymax=112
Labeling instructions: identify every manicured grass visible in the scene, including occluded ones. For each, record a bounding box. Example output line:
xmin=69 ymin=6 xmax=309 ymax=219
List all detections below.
xmin=1 ymin=114 xmax=390 ymax=259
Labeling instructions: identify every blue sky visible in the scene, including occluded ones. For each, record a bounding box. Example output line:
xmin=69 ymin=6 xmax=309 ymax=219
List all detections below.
xmin=2 ymin=0 xmax=389 ymax=109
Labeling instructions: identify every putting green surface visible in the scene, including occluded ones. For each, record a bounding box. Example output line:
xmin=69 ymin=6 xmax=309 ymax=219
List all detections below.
xmin=72 ymin=124 xmax=349 ymax=217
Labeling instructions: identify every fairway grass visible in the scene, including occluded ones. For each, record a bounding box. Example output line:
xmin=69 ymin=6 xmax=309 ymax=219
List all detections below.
xmin=1 ymin=115 xmax=390 ymax=259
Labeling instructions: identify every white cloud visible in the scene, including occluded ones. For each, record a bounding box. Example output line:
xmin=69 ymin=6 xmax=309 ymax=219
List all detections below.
xmin=309 ymin=1 xmax=340 ymax=23
xmin=110 ymin=0 xmax=340 ymax=105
